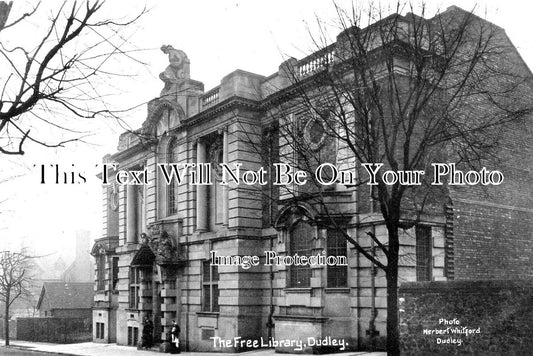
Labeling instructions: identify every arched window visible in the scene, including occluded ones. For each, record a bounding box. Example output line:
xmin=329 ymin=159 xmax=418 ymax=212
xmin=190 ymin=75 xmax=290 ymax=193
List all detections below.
xmin=167 ymin=138 xmax=178 ymax=216
xmin=155 ymin=106 xmax=179 ymax=137
xmin=289 ymin=221 xmax=314 ymax=287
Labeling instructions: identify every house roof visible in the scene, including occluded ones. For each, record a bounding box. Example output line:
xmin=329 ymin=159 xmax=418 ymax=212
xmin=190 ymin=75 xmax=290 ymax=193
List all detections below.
xmin=36 ymin=282 xmax=94 ymax=311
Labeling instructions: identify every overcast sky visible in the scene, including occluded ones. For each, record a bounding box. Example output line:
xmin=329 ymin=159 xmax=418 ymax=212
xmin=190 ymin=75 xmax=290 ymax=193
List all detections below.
xmin=2 ymin=0 xmax=532 ymax=261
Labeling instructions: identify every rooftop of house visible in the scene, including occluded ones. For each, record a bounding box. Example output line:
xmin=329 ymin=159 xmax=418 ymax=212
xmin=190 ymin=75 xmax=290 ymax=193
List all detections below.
xmin=36 ymin=282 xmax=94 ymax=311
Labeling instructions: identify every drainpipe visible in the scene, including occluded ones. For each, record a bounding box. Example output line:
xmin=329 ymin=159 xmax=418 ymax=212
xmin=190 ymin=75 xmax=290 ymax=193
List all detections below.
xmin=185 ymin=235 xmax=190 ymax=351
xmin=266 ymin=137 xmax=275 ymax=340
xmin=185 ymin=143 xmax=192 ymax=352
xmin=267 ymin=235 xmax=275 ymax=339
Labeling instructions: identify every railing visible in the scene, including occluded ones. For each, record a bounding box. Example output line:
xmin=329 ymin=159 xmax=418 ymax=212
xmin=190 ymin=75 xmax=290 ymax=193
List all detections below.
xmin=202 ymin=86 xmax=220 ymax=108
xmin=297 ymin=45 xmax=336 ymax=77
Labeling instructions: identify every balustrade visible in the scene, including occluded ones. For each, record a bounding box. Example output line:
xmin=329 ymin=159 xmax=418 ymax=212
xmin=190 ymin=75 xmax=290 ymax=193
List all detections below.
xmin=298 ymin=47 xmax=336 ymax=77
xmin=201 ymin=87 xmax=220 ymax=108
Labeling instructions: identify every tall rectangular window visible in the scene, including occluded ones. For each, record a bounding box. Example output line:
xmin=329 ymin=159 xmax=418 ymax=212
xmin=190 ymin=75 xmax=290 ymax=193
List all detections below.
xmin=416 ymin=225 xmax=432 ymax=281
xmin=112 ymin=257 xmax=119 ymax=291
xmin=129 ymin=267 xmax=140 ymax=309
xmin=96 ymin=254 xmax=105 ymax=291
xmin=202 ymin=261 xmax=219 ymax=312
xmin=137 ymin=184 xmax=145 ymax=236
xmin=96 ymin=322 xmax=105 ymax=339
xmin=327 ymin=228 xmax=348 ymax=287
xmin=167 ymin=139 xmax=178 ymax=216
xmin=289 ymin=221 xmax=313 ymax=287
xmin=127 ymin=326 xmax=138 ymax=346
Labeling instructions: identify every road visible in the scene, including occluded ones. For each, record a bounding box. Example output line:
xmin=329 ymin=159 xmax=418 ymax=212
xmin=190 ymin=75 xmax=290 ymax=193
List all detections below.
xmin=0 ymin=346 xmax=62 ymax=355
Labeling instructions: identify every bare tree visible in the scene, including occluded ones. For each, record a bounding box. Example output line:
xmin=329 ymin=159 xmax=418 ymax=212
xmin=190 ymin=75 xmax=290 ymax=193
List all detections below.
xmin=0 ymin=249 xmax=35 ymax=346
xmin=0 ymin=1 xmax=146 ymax=155
xmin=249 ymin=3 xmax=532 ymax=356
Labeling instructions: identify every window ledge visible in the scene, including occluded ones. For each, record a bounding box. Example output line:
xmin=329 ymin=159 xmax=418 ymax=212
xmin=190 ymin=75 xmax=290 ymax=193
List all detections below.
xmin=284 ymin=287 xmax=312 ymax=293
xmin=325 ymin=287 xmax=349 ymax=293
xmin=196 ymin=311 xmax=220 ymax=317
xmin=158 ymin=215 xmax=182 ymax=223
xmin=273 ymin=314 xmax=328 ymax=323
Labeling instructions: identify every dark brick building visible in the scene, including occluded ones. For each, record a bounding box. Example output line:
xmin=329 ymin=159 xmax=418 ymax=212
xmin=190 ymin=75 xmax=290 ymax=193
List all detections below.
xmin=37 ymin=282 xmax=93 ymax=320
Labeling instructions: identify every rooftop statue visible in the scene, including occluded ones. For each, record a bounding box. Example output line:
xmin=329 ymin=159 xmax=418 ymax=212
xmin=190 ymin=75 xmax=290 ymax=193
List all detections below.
xmin=159 ymin=45 xmax=190 ymax=96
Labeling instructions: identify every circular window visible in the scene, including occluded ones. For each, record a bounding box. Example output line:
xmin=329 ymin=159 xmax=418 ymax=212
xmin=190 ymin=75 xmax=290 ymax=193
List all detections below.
xmin=303 ymin=117 xmax=327 ymax=151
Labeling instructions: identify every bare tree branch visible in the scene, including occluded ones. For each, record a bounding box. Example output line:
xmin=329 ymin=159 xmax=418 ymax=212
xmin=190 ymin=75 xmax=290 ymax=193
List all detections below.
xmin=0 ymin=1 xmax=148 ymax=155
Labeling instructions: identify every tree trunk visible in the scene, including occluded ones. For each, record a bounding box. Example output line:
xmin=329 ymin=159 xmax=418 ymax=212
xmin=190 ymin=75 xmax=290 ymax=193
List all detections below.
xmin=386 ymin=225 xmax=400 ymax=356
xmin=4 ymin=288 xmax=9 ymax=346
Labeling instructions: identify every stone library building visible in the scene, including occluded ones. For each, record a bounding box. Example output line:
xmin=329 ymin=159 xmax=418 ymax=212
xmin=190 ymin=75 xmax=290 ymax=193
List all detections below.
xmin=91 ymin=6 xmax=533 ymax=353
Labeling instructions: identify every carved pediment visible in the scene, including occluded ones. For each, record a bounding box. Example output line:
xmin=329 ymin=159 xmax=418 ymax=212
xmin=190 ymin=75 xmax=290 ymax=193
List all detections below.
xmin=142 ymin=98 xmax=185 ymax=137
xmin=90 ymin=236 xmax=119 ymax=256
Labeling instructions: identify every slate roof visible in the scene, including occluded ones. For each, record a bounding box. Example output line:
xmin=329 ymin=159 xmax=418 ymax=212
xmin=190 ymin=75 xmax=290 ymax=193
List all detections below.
xmin=36 ymin=282 xmax=94 ymax=310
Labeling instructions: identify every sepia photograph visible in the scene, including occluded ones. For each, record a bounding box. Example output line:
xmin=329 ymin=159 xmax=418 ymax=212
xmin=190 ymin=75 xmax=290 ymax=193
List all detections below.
xmin=1 ymin=1 xmax=533 ymax=355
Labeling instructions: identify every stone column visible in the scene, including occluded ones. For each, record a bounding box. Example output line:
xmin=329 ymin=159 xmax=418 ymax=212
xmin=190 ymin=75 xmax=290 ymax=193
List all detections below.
xmin=196 ymin=140 xmax=208 ymax=231
xmin=126 ymin=184 xmax=138 ymax=244
xmin=222 ymin=128 xmax=229 ymax=226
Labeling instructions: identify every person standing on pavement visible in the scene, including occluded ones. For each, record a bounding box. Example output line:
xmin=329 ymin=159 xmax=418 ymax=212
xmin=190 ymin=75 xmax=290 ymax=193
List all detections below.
xmin=141 ymin=316 xmax=154 ymax=349
xmin=169 ymin=319 xmax=181 ymax=354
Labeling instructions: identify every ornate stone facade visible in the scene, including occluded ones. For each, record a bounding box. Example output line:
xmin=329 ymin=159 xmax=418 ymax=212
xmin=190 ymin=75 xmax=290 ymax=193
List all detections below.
xmin=91 ymin=6 xmax=533 ymax=352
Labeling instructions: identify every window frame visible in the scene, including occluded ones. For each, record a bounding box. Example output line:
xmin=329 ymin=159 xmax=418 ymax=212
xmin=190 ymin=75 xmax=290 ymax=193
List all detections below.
xmin=415 ymin=225 xmax=433 ymax=281
xmin=202 ymin=260 xmax=219 ymax=312
xmin=326 ymin=228 xmax=348 ymax=288
xmin=289 ymin=220 xmax=314 ymax=288
xmin=129 ymin=267 xmax=141 ymax=309
xmin=167 ymin=138 xmax=178 ymax=217
xmin=127 ymin=326 xmax=138 ymax=346
xmin=96 ymin=254 xmax=106 ymax=291
xmin=111 ymin=257 xmax=119 ymax=291
xmin=95 ymin=322 xmax=105 ymax=339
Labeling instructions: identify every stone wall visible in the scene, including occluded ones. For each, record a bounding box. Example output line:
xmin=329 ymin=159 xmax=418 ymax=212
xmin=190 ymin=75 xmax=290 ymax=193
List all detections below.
xmin=11 ymin=317 xmax=92 ymax=343
xmin=399 ymin=280 xmax=533 ymax=355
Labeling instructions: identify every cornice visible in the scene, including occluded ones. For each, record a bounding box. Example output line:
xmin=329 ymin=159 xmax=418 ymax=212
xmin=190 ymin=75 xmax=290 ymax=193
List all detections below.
xmin=184 ymin=96 xmax=262 ymax=127
xmin=108 ymin=140 xmax=156 ymax=164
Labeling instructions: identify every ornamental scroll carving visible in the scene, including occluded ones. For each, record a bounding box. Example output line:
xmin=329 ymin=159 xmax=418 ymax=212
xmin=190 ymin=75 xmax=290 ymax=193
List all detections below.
xmin=141 ymin=229 xmax=179 ymax=265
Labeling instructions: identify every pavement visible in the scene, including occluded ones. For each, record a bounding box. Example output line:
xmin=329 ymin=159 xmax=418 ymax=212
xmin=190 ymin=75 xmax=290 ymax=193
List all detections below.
xmin=1 ymin=341 xmax=387 ymax=356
